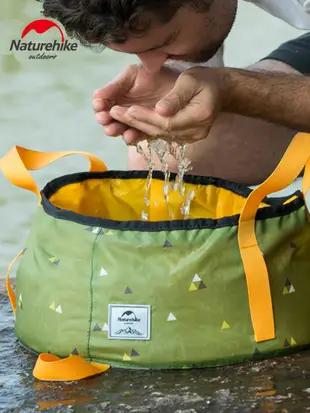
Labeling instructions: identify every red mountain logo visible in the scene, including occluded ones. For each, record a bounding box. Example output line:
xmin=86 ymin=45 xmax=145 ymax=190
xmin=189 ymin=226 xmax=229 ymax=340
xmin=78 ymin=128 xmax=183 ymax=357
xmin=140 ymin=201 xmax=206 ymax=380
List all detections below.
xmin=21 ymin=19 xmax=65 ymax=43
xmin=10 ymin=18 xmax=78 ymax=60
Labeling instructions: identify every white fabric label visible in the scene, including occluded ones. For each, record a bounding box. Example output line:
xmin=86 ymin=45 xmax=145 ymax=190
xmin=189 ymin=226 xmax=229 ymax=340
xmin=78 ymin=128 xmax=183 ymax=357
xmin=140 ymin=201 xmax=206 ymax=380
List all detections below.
xmin=108 ymin=304 xmax=151 ymax=340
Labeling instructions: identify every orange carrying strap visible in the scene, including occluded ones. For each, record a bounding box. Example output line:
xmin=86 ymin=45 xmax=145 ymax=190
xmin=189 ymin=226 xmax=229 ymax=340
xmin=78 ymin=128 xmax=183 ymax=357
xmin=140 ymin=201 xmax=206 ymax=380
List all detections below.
xmin=1 ymin=145 xmax=107 ymax=316
xmin=238 ymin=132 xmax=310 ymax=342
xmin=302 ymin=157 xmax=310 ymax=205
xmin=0 ymin=145 xmax=107 ymax=198
xmin=1 ymin=146 xmax=110 ymax=381
xmin=5 ymin=249 xmax=24 ymax=316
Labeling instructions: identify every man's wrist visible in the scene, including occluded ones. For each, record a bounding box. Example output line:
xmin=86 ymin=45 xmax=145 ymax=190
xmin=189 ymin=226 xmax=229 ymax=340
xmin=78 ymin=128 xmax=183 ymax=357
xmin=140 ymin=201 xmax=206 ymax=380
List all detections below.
xmin=177 ymin=64 xmax=310 ymax=133
xmin=198 ymin=67 xmax=236 ymax=112
xmin=214 ymin=68 xmax=235 ymax=111
xmin=214 ymin=67 xmax=277 ymax=115
xmin=205 ymin=67 xmax=310 ymax=132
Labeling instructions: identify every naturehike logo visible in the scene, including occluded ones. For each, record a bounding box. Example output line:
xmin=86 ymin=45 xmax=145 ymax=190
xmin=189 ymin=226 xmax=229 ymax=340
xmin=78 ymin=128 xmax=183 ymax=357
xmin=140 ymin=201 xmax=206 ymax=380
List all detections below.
xmin=117 ymin=311 xmax=141 ymax=323
xmin=108 ymin=304 xmax=151 ymax=341
xmin=22 ymin=19 xmax=65 ymax=42
xmin=116 ymin=311 xmax=142 ymax=336
xmin=10 ymin=19 xmax=78 ymax=60
xmin=115 ymin=326 xmax=143 ymax=336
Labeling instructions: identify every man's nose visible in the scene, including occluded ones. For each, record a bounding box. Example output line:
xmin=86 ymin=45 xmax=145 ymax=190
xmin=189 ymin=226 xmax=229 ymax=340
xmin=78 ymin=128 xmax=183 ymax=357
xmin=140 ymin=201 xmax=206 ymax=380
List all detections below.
xmin=136 ymin=52 xmax=168 ymax=73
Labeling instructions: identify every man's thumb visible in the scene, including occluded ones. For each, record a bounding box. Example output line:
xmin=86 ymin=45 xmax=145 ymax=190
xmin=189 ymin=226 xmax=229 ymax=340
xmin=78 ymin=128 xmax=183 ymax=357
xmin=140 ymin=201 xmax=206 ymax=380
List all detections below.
xmin=155 ymin=74 xmax=196 ymax=116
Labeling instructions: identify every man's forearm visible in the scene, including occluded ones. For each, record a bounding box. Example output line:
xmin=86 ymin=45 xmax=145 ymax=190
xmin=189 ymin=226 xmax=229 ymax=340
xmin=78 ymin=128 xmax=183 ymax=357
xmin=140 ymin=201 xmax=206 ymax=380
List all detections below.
xmin=222 ymin=68 xmax=310 ymax=132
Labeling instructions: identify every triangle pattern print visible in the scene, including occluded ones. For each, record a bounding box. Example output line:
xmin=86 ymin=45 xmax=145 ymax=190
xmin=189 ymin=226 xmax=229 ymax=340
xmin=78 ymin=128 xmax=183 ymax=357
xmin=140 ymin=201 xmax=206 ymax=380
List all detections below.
xmin=189 ymin=273 xmax=207 ymax=292
xmin=18 ymin=294 xmax=23 ymax=309
xmin=283 ymin=278 xmax=295 ymax=295
xmin=93 ymin=323 xmax=101 ymax=332
xmin=130 ymin=349 xmax=140 ymax=357
xmin=221 ymin=320 xmax=230 ymax=330
xmin=49 ymin=302 xmax=62 ymax=314
xmin=167 ymin=312 xmax=176 ymax=321
xmin=48 ymin=256 xmax=60 ymax=265
xmin=163 ymin=240 xmax=172 ymax=248
xmin=100 ymin=267 xmax=108 ymax=276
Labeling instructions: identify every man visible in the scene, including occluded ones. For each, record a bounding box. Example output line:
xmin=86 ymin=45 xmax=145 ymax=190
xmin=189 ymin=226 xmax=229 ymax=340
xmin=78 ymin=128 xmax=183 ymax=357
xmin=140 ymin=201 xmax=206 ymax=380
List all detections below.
xmin=38 ymin=0 xmax=310 ymax=185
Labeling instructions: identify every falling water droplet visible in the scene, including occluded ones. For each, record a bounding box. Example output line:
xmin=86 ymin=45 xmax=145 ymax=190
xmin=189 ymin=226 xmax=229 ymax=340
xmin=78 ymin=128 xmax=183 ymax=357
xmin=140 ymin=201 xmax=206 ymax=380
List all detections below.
xmin=136 ymin=138 xmax=194 ymax=221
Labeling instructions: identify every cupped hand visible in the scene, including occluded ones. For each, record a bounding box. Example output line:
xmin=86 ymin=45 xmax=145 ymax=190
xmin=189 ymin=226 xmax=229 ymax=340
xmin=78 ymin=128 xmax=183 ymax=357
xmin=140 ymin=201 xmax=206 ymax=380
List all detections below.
xmin=107 ymin=67 xmax=229 ymax=145
xmin=93 ymin=64 xmax=179 ymax=142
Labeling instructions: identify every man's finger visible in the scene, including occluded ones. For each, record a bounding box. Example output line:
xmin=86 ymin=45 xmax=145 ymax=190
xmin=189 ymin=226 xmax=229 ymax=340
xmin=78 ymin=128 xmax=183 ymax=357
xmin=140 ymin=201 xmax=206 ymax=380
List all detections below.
xmin=155 ymin=72 xmax=197 ymax=116
xmin=110 ymin=105 xmax=130 ymax=122
xmin=123 ymin=129 xmax=147 ymax=145
xmin=93 ymin=99 xmax=112 ymax=113
xmin=110 ymin=106 xmax=165 ymax=139
xmin=162 ymin=102 xmax=211 ymax=130
xmin=128 ymin=101 xmax=211 ymax=131
xmin=126 ymin=106 xmax=171 ymax=131
xmin=112 ymin=104 xmax=211 ymax=142
xmin=95 ymin=111 xmax=114 ymax=126
xmin=126 ymin=104 xmax=200 ymax=131
xmin=104 ymin=122 xmax=128 ymax=137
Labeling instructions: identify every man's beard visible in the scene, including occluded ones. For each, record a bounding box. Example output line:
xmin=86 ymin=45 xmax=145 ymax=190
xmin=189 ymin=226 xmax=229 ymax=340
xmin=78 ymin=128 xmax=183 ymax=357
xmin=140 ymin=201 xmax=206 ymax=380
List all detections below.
xmin=166 ymin=41 xmax=223 ymax=68
xmin=183 ymin=0 xmax=238 ymax=64
xmin=187 ymin=41 xmax=223 ymax=63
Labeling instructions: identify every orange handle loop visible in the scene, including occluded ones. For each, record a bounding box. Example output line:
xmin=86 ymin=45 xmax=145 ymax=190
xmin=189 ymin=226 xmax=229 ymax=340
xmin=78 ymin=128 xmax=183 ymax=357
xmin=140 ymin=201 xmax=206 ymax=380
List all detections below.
xmin=302 ymin=157 xmax=310 ymax=201
xmin=2 ymin=146 xmax=110 ymax=381
xmin=0 ymin=146 xmax=107 ymax=198
xmin=238 ymin=132 xmax=310 ymax=342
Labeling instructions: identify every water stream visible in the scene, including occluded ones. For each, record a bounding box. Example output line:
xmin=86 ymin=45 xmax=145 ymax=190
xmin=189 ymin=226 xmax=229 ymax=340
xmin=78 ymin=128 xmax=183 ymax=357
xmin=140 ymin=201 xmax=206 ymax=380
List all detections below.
xmin=137 ymin=139 xmax=193 ymax=221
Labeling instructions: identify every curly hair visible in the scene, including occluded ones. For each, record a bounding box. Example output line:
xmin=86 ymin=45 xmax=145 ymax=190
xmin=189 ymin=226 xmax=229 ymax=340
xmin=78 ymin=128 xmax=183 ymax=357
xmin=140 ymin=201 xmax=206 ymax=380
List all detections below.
xmin=36 ymin=0 xmax=213 ymax=49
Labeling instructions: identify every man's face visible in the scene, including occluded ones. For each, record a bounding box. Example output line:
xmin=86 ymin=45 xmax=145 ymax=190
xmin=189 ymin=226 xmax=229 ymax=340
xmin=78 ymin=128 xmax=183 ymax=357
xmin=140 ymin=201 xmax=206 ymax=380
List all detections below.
xmin=108 ymin=0 xmax=238 ymax=73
